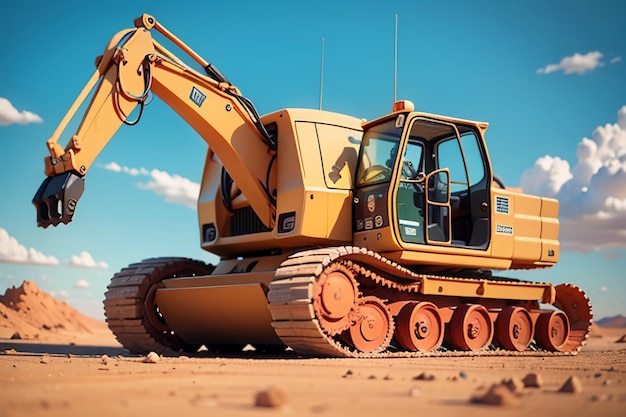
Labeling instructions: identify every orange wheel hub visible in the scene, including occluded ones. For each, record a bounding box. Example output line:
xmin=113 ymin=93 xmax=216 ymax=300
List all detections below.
xmin=447 ymin=304 xmax=493 ymax=351
xmin=395 ymin=301 xmax=443 ymax=352
xmin=314 ymin=263 xmax=358 ymax=335
xmin=495 ymin=306 xmax=534 ymax=351
xmin=535 ymin=310 xmax=570 ymax=351
xmin=348 ymin=296 xmax=393 ymax=353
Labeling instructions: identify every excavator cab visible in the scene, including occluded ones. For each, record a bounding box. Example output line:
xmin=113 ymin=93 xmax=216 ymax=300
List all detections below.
xmin=354 ymin=102 xmax=492 ymax=259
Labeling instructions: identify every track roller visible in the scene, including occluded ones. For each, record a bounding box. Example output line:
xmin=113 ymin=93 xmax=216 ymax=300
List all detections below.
xmin=345 ymin=296 xmax=394 ymax=353
xmin=394 ymin=301 xmax=444 ymax=352
xmin=495 ymin=306 xmax=534 ymax=352
xmin=447 ymin=304 xmax=493 ymax=351
xmin=535 ymin=310 xmax=570 ymax=351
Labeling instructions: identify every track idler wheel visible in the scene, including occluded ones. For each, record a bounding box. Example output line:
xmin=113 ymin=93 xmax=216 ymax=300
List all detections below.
xmin=314 ymin=262 xmax=358 ymax=335
xmin=554 ymin=283 xmax=593 ymax=352
xmin=395 ymin=302 xmax=444 ymax=352
xmin=447 ymin=304 xmax=494 ymax=351
xmin=495 ymin=306 xmax=534 ymax=352
xmin=346 ymin=296 xmax=394 ymax=353
xmin=535 ymin=310 xmax=570 ymax=351
xmin=104 ymin=257 xmax=214 ymax=354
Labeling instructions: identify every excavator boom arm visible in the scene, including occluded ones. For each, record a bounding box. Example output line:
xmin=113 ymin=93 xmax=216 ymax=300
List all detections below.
xmin=33 ymin=14 xmax=276 ymax=228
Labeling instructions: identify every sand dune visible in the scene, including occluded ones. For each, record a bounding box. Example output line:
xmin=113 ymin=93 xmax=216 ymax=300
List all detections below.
xmin=0 ymin=281 xmax=117 ymax=346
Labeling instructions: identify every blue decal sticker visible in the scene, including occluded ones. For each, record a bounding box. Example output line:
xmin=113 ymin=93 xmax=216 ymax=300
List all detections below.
xmin=190 ymin=87 xmax=206 ymax=107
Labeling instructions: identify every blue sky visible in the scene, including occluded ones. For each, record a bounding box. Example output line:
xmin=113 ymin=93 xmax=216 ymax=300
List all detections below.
xmin=0 ymin=0 xmax=624 ymax=320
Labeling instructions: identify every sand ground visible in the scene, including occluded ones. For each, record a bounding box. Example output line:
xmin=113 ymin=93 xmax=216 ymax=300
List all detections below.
xmin=1 ymin=327 xmax=625 ymax=417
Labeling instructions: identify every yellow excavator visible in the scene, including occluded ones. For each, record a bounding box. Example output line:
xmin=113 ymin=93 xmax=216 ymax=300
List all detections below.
xmin=33 ymin=14 xmax=592 ymax=357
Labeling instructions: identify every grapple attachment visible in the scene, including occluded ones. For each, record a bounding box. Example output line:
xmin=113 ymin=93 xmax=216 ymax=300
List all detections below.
xmin=33 ymin=172 xmax=84 ymax=228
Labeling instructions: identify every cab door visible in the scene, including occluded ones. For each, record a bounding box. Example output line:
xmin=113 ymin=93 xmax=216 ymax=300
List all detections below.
xmin=393 ymin=116 xmax=490 ymax=249
xmin=424 ymin=169 xmax=452 ymax=244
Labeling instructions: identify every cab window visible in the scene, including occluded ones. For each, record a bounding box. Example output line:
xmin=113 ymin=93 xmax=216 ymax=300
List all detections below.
xmin=356 ymin=120 xmax=402 ymax=187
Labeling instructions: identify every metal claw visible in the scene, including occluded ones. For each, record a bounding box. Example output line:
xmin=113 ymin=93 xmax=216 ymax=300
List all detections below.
xmin=32 ymin=172 xmax=84 ymax=228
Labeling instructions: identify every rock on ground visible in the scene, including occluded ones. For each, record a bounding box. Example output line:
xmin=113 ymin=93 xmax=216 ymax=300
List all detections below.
xmin=255 ymin=387 xmax=288 ymax=408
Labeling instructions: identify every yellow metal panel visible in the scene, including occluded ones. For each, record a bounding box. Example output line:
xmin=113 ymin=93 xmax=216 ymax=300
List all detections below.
xmin=294 ymin=122 xmax=320 ymax=185
xmin=491 ymin=191 xmax=515 ymax=259
xmin=154 ymin=284 xmax=281 ymax=345
xmin=540 ymin=197 xmax=560 ymax=263
xmin=301 ymin=191 xmax=328 ymax=236
xmin=384 ymin=248 xmax=512 ymax=270
xmin=420 ymin=275 xmax=554 ymax=303
xmin=541 ymin=197 xmax=559 ymax=218
xmin=315 ymin=123 xmax=362 ymax=190
xmin=512 ymin=194 xmax=542 ymax=261
xmin=162 ymin=271 xmax=276 ymax=288
xmin=326 ymin=190 xmax=353 ymax=241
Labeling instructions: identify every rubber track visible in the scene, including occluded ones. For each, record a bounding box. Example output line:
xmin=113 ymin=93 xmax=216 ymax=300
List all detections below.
xmin=104 ymin=257 xmax=213 ymax=354
xmin=268 ymin=246 xmax=592 ymax=358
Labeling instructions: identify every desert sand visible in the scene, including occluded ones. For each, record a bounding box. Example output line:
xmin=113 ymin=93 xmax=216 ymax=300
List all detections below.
xmin=1 ymin=281 xmax=625 ymax=417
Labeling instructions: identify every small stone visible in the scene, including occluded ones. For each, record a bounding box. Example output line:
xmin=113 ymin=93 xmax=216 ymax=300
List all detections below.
xmin=471 ymin=384 xmax=520 ymax=407
xmin=522 ymin=373 xmax=542 ymax=388
xmin=603 ymin=380 xmax=612 ymax=386
xmin=408 ymin=387 xmax=422 ymax=397
xmin=10 ymin=332 xmax=22 ymax=340
xmin=101 ymin=355 xmax=109 ymax=365
xmin=342 ymin=370 xmax=353 ymax=378
xmin=191 ymin=395 xmax=218 ymax=407
xmin=591 ymin=393 xmax=610 ymax=402
xmin=255 ymin=387 xmax=288 ymax=408
xmin=368 ymin=375 xmax=377 ymax=380
xmin=311 ymin=404 xmax=331 ymax=413
xmin=501 ymin=378 xmax=524 ymax=393
xmin=594 ymin=372 xmax=602 ymax=378
xmin=459 ymin=371 xmax=468 ymax=379
xmin=558 ymin=376 xmax=583 ymax=393
xmin=383 ymin=375 xmax=392 ymax=381
xmin=143 ymin=351 xmax=160 ymax=364
xmin=413 ymin=372 xmax=435 ymax=381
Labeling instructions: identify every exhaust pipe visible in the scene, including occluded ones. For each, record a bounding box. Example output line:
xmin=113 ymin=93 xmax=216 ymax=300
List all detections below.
xmin=32 ymin=172 xmax=84 ymax=228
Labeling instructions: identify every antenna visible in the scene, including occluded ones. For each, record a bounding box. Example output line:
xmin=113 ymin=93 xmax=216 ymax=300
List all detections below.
xmin=394 ymin=14 xmax=398 ymax=102
xmin=319 ymin=37 xmax=325 ymax=110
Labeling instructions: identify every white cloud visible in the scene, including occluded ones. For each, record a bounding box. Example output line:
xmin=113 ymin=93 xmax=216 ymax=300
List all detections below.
xmin=0 ymin=97 xmax=43 ymax=126
xmin=0 ymin=228 xmax=59 ymax=266
xmin=104 ymin=162 xmax=122 ymax=172
xmin=102 ymin=162 xmax=199 ymax=208
xmin=537 ymin=51 xmax=604 ymax=75
xmin=519 ymin=156 xmax=572 ymax=197
xmin=66 ymin=251 xmax=108 ymax=269
xmin=74 ymin=279 xmax=90 ymax=289
xmin=600 ymin=286 xmax=608 ymax=292
xmin=610 ymin=56 xmax=622 ymax=64
xmin=521 ymin=106 xmax=626 ymax=252
xmin=138 ymin=169 xmax=199 ymax=208
xmin=103 ymin=162 xmax=149 ymax=176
